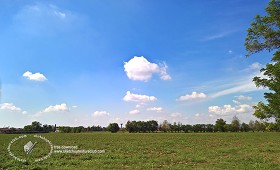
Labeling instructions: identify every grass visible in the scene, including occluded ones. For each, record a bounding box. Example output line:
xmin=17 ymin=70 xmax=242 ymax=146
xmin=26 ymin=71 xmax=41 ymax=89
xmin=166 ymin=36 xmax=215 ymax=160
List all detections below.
xmin=0 ymin=132 xmax=280 ymax=169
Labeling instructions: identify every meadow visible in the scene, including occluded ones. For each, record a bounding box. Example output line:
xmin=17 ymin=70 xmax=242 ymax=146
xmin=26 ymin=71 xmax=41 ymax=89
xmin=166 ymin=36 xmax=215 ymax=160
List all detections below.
xmin=0 ymin=132 xmax=280 ymax=169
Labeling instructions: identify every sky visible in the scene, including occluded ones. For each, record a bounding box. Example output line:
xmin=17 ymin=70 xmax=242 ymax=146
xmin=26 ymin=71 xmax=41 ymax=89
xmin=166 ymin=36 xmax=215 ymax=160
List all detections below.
xmin=0 ymin=0 xmax=272 ymax=128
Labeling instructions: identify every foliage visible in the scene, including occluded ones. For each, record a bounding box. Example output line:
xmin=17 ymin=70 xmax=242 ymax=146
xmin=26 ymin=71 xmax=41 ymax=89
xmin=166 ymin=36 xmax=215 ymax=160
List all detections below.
xmin=245 ymin=0 xmax=280 ymax=122
xmin=126 ymin=120 xmax=158 ymax=133
xmin=245 ymin=0 xmax=280 ymax=56
xmin=215 ymin=119 xmax=226 ymax=132
xmin=107 ymin=123 xmax=120 ymax=133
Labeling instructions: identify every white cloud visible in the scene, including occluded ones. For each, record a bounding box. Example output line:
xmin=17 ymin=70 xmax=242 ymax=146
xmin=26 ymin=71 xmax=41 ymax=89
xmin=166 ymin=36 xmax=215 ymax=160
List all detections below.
xmin=208 ymin=104 xmax=253 ymax=116
xmin=159 ymin=63 xmax=172 ymax=80
xmin=129 ymin=109 xmax=140 ymax=115
xmin=171 ymin=112 xmax=182 ymax=118
xmin=228 ymin=50 xmax=233 ymax=54
xmin=250 ymin=62 xmax=262 ymax=70
xmin=0 ymin=103 xmax=22 ymax=112
xmin=210 ymin=82 xmax=258 ymax=98
xmin=195 ymin=113 xmax=200 ymax=117
xmin=232 ymin=100 xmax=241 ymax=105
xmin=72 ymin=105 xmax=78 ymax=108
xmin=22 ymin=111 xmax=28 ymax=115
xmin=92 ymin=111 xmax=110 ymax=117
xmin=177 ymin=92 xmax=207 ymax=101
xmin=43 ymin=103 xmax=69 ymax=113
xmin=124 ymin=56 xmax=171 ymax=81
xmin=23 ymin=71 xmax=47 ymax=81
xmin=13 ymin=3 xmax=86 ymax=36
xmin=123 ymin=91 xmax=157 ymax=102
xmin=235 ymin=95 xmax=252 ymax=101
xmin=147 ymin=107 xmax=163 ymax=112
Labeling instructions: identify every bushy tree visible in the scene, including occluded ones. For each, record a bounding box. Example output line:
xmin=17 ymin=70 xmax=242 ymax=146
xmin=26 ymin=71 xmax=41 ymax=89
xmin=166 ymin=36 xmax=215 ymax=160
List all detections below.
xmin=107 ymin=123 xmax=120 ymax=133
xmin=215 ymin=119 xmax=226 ymax=132
xmin=245 ymin=0 xmax=280 ymax=122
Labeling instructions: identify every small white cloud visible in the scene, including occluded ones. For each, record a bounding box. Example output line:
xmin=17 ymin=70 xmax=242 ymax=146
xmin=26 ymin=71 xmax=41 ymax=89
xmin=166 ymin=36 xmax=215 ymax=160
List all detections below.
xmin=232 ymin=100 xmax=241 ymax=105
xmin=22 ymin=111 xmax=28 ymax=115
xmin=228 ymin=50 xmax=233 ymax=54
xmin=195 ymin=113 xmax=200 ymax=117
xmin=147 ymin=107 xmax=163 ymax=112
xmin=171 ymin=112 xmax=182 ymax=118
xmin=124 ymin=56 xmax=171 ymax=81
xmin=250 ymin=62 xmax=262 ymax=70
xmin=0 ymin=103 xmax=22 ymax=112
xmin=92 ymin=111 xmax=110 ymax=117
xmin=129 ymin=109 xmax=140 ymax=115
xmin=235 ymin=95 xmax=252 ymax=101
xmin=177 ymin=92 xmax=207 ymax=101
xmin=123 ymin=91 xmax=157 ymax=102
xmin=23 ymin=71 xmax=47 ymax=81
xmin=72 ymin=105 xmax=78 ymax=108
xmin=43 ymin=103 xmax=69 ymax=113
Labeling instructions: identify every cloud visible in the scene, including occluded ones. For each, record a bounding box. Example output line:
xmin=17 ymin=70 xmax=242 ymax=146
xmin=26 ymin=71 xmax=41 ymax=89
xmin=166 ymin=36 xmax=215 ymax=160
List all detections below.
xmin=0 ymin=103 xmax=21 ymax=112
xmin=177 ymin=92 xmax=207 ymax=101
xmin=210 ymin=81 xmax=258 ymax=98
xmin=232 ymin=100 xmax=241 ymax=105
xmin=208 ymin=104 xmax=252 ymax=116
xmin=23 ymin=71 xmax=47 ymax=81
xmin=129 ymin=109 xmax=140 ymax=115
xmin=42 ymin=103 xmax=69 ymax=113
xmin=13 ymin=3 xmax=86 ymax=36
xmin=124 ymin=56 xmax=171 ymax=81
xmin=0 ymin=103 xmax=27 ymax=114
xmin=72 ymin=105 xmax=78 ymax=108
xmin=92 ymin=111 xmax=110 ymax=117
xmin=171 ymin=112 xmax=182 ymax=118
xmin=123 ymin=91 xmax=157 ymax=102
xmin=250 ymin=62 xmax=262 ymax=70
xmin=147 ymin=107 xmax=163 ymax=112
xmin=235 ymin=95 xmax=252 ymax=101
xmin=202 ymin=31 xmax=233 ymax=41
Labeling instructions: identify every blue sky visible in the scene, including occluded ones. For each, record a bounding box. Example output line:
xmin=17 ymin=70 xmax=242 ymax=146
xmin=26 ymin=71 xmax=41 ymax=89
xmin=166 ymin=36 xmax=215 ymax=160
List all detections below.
xmin=0 ymin=0 xmax=271 ymax=128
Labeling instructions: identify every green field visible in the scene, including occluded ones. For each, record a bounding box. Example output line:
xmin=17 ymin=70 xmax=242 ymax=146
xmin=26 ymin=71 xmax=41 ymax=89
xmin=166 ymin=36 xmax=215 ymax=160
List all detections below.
xmin=0 ymin=132 xmax=280 ymax=169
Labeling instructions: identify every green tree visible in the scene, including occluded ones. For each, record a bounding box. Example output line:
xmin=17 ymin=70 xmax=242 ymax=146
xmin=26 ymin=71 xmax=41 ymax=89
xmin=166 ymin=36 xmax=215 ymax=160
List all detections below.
xmin=215 ymin=119 xmax=226 ymax=132
xmin=245 ymin=0 xmax=280 ymax=122
xmin=231 ymin=116 xmax=241 ymax=132
xmin=240 ymin=123 xmax=250 ymax=132
xmin=107 ymin=123 xmax=120 ymax=133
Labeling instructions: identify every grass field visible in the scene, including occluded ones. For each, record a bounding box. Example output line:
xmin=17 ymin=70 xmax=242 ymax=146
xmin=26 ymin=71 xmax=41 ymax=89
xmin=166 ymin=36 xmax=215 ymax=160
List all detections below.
xmin=0 ymin=132 xmax=280 ymax=169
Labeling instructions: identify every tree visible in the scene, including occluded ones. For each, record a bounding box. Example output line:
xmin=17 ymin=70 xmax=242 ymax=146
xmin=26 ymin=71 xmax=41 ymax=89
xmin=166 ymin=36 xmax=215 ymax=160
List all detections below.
xmin=159 ymin=120 xmax=171 ymax=132
xmin=249 ymin=120 xmax=256 ymax=132
xmin=107 ymin=123 xmax=120 ymax=133
xmin=231 ymin=116 xmax=241 ymax=132
xmin=245 ymin=0 xmax=280 ymax=122
xmin=240 ymin=123 xmax=250 ymax=132
xmin=245 ymin=0 xmax=280 ymax=56
xmin=215 ymin=119 xmax=226 ymax=132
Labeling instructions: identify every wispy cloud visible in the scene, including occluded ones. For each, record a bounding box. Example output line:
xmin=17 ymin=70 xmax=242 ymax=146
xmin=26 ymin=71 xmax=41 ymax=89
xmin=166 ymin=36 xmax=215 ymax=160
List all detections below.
xmin=13 ymin=3 xmax=86 ymax=36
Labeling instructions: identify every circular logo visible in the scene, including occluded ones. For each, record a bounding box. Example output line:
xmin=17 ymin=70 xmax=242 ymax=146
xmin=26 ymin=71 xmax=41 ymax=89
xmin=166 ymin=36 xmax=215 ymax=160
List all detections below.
xmin=7 ymin=134 xmax=53 ymax=163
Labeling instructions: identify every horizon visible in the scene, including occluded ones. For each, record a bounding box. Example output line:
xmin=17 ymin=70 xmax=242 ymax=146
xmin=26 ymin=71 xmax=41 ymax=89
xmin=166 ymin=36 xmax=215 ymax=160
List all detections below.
xmin=0 ymin=0 xmax=271 ymax=128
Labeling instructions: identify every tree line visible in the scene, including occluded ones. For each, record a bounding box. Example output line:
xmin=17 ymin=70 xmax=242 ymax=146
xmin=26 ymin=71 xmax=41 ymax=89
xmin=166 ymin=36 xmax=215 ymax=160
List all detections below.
xmin=1 ymin=117 xmax=280 ymax=134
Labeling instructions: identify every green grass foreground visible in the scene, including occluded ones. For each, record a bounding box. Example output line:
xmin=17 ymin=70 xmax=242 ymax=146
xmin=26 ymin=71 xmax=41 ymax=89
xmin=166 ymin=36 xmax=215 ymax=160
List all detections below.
xmin=0 ymin=132 xmax=280 ymax=169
